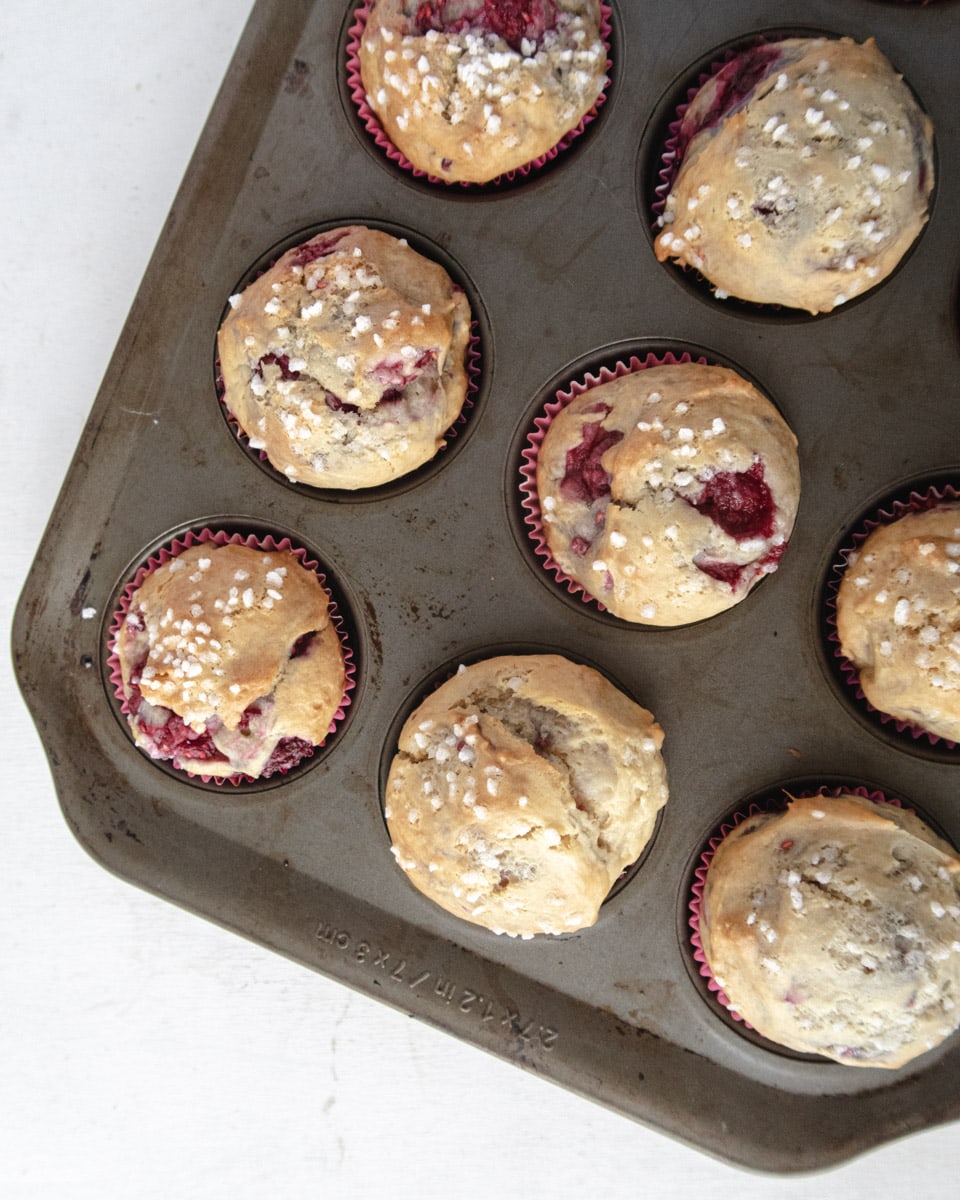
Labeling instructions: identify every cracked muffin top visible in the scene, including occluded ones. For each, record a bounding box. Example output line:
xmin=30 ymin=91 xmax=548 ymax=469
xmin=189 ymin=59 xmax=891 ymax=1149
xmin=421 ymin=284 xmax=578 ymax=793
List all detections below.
xmin=385 ymin=654 xmax=668 ymax=937
xmin=217 ymin=226 xmax=471 ymax=489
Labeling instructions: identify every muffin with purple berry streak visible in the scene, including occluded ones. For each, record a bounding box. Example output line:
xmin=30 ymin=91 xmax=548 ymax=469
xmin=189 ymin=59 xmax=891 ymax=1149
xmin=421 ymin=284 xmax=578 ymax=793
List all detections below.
xmin=217 ymin=225 xmax=471 ymax=489
xmin=357 ymin=1 xmax=608 ymax=183
xmin=655 ymin=37 xmax=934 ymax=313
xmin=534 ymin=361 xmax=800 ymax=625
xmin=113 ymin=539 xmax=348 ymax=781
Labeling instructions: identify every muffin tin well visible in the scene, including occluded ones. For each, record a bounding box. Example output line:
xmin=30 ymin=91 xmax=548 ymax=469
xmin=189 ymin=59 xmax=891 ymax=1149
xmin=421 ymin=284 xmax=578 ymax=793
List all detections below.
xmin=13 ymin=0 xmax=960 ymax=1173
xmin=509 ymin=338 xmax=796 ymax=627
xmin=375 ymin=641 xmax=667 ymax=926
xmin=677 ymin=777 xmax=944 ymax=1063
xmin=102 ymin=521 xmax=362 ymax=792
xmin=214 ymin=218 xmax=490 ymax=502
xmin=340 ymin=1 xmax=620 ymax=192
xmin=817 ymin=473 xmax=960 ymax=762
xmin=636 ymin=26 xmax=939 ymax=319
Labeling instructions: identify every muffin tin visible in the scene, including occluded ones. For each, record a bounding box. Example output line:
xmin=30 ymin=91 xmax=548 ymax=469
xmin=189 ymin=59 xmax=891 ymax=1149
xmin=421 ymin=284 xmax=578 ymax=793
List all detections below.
xmin=13 ymin=0 xmax=960 ymax=1172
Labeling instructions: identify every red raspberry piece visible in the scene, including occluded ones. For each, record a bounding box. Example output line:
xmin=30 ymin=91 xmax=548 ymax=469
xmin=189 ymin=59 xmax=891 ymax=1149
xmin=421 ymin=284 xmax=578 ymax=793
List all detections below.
xmin=140 ymin=709 xmax=221 ymax=762
xmin=288 ymin=231 xmax=349 ymax=267
xmin=260 ymin=737 xmax=315 ymax=777
xmin=559 ymin=412 xmax=623 ymax=504
xmin=414 ymin=0 xmax=557 ymax=51
xmin=694 ymin=559 xmax=747 ymax=587
xmin=686 ymin=460 xmax=775 ymax=541
xmin=257 ymin=353 xmax=301 ymax=381
xmin=483 ymin=0 xmax=557 ymax=51
xmin=694 ymin=542 xmax=784 ymax=589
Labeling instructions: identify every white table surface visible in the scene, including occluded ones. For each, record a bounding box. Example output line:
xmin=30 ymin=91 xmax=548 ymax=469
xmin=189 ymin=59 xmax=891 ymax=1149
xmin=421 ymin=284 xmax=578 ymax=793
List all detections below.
xmin=2 ymin=3 xmax=956 ymax=1196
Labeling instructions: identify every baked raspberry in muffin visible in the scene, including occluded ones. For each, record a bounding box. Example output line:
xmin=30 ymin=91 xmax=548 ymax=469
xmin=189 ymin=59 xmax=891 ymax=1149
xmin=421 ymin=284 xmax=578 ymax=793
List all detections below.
xmin=835 ymin=502 xmax=960 ymax=744
xmin=695 ymin=792 xmax=960 ymax=1069
xmin=217 ymin=226 xmax=472 ymax=489
xmin=357 ymin=1 xmax=607 ymax=183
xmin=113 ymin=540 xmax=347 ymax=780
xmin=385 ymin=654 xmax=668 ymax=937
xmin=655 ymin=37 xmax=935 ymax=313
xmin=533 ymin=362 xmax=800 ymax=625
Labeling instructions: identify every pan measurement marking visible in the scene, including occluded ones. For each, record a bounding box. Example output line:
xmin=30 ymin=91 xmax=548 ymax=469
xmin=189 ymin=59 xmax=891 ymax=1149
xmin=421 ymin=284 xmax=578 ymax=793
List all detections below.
xmin=315 ymin=920 xmax=559 ymax=1050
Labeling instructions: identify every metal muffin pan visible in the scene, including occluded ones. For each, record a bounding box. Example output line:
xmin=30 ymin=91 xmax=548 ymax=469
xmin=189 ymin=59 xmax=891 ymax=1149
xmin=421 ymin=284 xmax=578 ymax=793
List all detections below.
xmin=13 ymin=0 xmax=960 ymax=1173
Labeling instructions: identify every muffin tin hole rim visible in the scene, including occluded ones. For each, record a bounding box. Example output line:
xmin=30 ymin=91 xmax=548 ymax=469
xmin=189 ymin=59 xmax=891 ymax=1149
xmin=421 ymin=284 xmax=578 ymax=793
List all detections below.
xmin=634 ymin=24 xmax=939 ymax=325
xmin=100 ymin=515 xmax=367 ymax=798
xmin=673 ymin=774 xmax=938 ymax=1077
xmin=375 ymin=639 xmax=668 ymax=939
xmin=212 ymin=216 xmax=493 ymax=505
xmin=813 ymin=470 xmax=960 ymax=764
xmin=336 ymin=0 xmax=621 ymax=198
xmin=505 ymin=336 xmax=798 ymax=631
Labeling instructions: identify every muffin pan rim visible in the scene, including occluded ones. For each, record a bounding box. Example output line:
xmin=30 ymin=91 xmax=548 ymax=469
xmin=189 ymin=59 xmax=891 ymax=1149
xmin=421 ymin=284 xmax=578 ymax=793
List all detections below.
xmin=13 ymin=0 xmax=960 ymax=1172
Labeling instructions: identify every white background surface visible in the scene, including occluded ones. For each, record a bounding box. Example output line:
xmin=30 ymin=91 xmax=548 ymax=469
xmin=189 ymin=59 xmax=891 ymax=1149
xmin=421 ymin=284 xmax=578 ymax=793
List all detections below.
xmin=2 ymin=2 xmax=957 ymax=1196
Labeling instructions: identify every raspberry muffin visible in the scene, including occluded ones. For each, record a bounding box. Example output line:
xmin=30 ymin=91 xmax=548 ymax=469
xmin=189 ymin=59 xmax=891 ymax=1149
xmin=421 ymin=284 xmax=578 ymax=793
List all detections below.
xmin=385 ymin=654 xmax=668 ymax=937
xmin=113 ymin=540 xmax=348 ymax=780
xmin=217 ymin=226 xmax=472 ymax=489
xmin=695 ymin=792 xmax=960 ymax=1068
xmin=655 ymin=37 xmax=935 ymax=313
xmin=533 ymin=362 xmax=800 ymax=625
xmin=835 ymin=502 xmax=960 ymax=743
xmin=357 ymin=1 xmax=607 ymax=183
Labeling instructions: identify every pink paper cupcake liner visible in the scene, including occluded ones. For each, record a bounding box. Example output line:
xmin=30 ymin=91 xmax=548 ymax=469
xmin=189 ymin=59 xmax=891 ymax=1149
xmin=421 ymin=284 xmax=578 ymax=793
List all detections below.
xmin=518 ymin=349 xmax=707 ymax=614
xmin=108 ymin=527 xmax=356 ymax=786
xmin=824 ymin=482 xmax=959 ymax=751
xmin=688 ymin=785 xmax=906 ymax=1027
xmin=345 ymin=1 xmax=612 ymax=188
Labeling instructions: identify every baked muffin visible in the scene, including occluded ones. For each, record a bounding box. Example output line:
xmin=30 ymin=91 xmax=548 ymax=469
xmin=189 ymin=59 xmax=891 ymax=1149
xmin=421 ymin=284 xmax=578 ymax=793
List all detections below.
xmin=697 ymin=792 xmax=960 ymax=1068
xmin=835 ymin=503 xmax=960 ymax=743
xmin=654 ymin=37 xmax=935 ymax=313
xmin=217 ymin=226 xmax=472 ymax=489
xmin=385 ymin=654 xmax=668 ymax=937
xmin=357 ymin=1 xmax=607 ymax=183
xmin=534 ymin=362 xmax=800 ymax=625
xmin=113 ymin=541 xmax=347 ymax=780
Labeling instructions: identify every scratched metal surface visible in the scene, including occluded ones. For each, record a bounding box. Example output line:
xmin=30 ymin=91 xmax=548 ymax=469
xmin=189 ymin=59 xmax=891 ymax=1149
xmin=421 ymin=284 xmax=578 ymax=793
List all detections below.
xmin=12 ymin=0 xmax=960 ymax=1172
